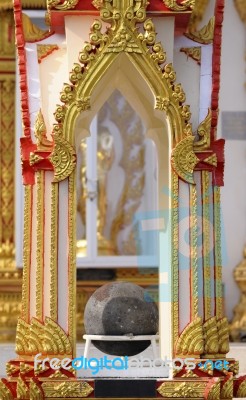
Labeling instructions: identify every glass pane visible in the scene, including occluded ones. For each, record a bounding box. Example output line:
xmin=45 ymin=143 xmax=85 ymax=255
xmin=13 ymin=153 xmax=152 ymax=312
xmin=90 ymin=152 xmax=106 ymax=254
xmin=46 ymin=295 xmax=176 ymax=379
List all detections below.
xmin=96 ymin=90 xmax=158 ymax=256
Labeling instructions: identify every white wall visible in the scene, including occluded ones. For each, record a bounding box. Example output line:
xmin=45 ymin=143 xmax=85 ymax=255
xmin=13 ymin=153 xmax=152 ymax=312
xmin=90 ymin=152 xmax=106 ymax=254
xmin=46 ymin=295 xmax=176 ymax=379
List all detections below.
xmin=218 ymin=1 xmax=246 ymax=321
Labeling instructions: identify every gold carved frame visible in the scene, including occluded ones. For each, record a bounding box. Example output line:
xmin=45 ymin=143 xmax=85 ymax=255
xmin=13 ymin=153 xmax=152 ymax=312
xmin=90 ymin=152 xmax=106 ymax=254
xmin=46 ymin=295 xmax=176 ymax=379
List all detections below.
xmin=51 ymin=0 xmax=198 ymax=356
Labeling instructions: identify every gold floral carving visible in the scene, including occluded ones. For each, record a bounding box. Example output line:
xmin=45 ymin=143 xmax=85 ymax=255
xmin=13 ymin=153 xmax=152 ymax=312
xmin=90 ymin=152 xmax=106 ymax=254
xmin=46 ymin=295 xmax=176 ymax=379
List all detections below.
xmin=217 ymin=317 xmax=230 ymax=354
xmin=155 ymin=96 xmax=170 ymax=111
xmin=29 ymin=153 xmax=44 ymax=166
xmin=163 ymin=0 xmax=195 ymax=11
xmin=16 ymin=318 xmax=31 ymax=355
xmin=214 ymin=187 xmax=223 ymax=318
xmin=50 ymin=183 xmax=58 ymax=320
xmin=36 ymin=171 xmax=44 ymax=320
xmin=22 ymin=13 xmax=50 ymax=42
xmin=171 ymin=136 xmax=199 ymax=184
xmin=21 ymin=185 xmax=32 ymax=320
xmin=53 ymin=2 xmax=193 ymax=148
xmin=157 ymin=381 xmax=207 ymax=398
xmin=42 ymin=381 xmax=94 ymax=398
xmin=203 ymin=317 xmax=219 ymax=354
xmin=180 ymin=47 xmax=201 ymax=65
xmin=17 ymin=377 xmax=29 ymax=399
xmin=172 ymin=173 xmax=179 ymax=345
xmin=68 ymin=175 xmax=76 ymax=355
xmin=234 ymin=0 xmax=246 ymax=23
xmin=0 ymin=78 xmax=16 ymax=271
xmin=194 ymin=109 xmax=212 ymax=151
xmin=47 ymin=0 xmax=79 ymax=10
xmin=202 ymin=171 xmax=211 ymax=320
xmin=20 ymin=363 xmax=34 ymax=374
xmin=190 ymin=184 xmax=199 ymax=319
xmin=221 ymin=376 xmax=233 ymax=400
xmin=49 ymin=135 xmax=76 ymax=182
xmin=175 ymin=317 xmax=204 ymax=356
xmin=15 ymin=317 xmax=72 ymax=356
xmin=0 ymin=380 xmax=13 ymax=400
xmin=186 ymin=17 xmax=215 ymax=44
xmin=29 ymin=380 xmax=43 ymax=400
xmin=37 ymin=45 xmax=59 ymax=64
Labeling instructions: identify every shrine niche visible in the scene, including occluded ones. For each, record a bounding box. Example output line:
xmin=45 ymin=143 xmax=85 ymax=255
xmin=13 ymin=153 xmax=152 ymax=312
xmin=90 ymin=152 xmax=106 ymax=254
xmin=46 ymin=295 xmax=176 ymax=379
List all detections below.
xmin=1 ymin=0 xmax=246 ymax=399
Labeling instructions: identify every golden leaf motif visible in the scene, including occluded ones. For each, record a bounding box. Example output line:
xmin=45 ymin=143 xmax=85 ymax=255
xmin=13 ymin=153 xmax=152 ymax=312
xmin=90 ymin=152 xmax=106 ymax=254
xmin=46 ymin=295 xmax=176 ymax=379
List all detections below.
xmin=207 ymin=381 xmax=221 ymax=400
xmin=22 ymin=13 xmax=49 ymax=42
xmin=186 ymin=17 xmax=215 ymax=44
xmin=194 ymin=109 xmax=212 ymax=150
xmin=217 ymin=317 xmax=230 ymax=354
xmin=171 ymin=136 xmax=199 ymax=184
xmin=157 ymin=381 xmax=207 ymax=398
xmin=221 ymin=376 xmax=233 ymax=399
xmin=0 ymin=380 xmax=13 ymax=400
xmin=17 ymin=377 xmax=29 ymax=399
xmin=29 ymin=380 xmax=43 ymax=400
xmin=47 ymin=0 xmax=79 ymax=10
xmin=237 ymin=379 xmax=246 ymax=398
xmin=42 ymin=381 xmax=93 ymax=398
xmin=163 ymin=0 xmax=195 ymax=11
xmin=15 ymin=317 xmax=72 ymax=356
xmin=175 ymin=317 xmax=204 ymax=355
xmin=180 ymin=46 xmax=201 ymax=65
xmin=37 ymin=44 xmax=59 ymax=64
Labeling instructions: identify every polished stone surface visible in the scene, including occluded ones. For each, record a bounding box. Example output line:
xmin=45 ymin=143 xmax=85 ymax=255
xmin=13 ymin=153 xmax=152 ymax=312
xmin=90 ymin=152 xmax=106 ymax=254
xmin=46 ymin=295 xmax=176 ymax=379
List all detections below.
xmin=84 ymin=282 xmax=158 ymax=356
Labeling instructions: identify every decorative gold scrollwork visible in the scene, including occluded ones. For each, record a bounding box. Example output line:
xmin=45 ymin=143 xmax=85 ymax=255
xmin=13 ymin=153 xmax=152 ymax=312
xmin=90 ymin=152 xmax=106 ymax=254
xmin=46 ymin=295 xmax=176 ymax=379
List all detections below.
xmin=157 ymin=381 xmax=207 ymax=398
xmin=53 ymin=0 xmax=193 ymax=148
xmin=194 ymin=109 xmax=212 ymax=151
xmin=180 ymin=47 xmax=201 ymax=65
xmin=42 ymin=381 xmax=94 ymax=398
xmin=171 ymin=136 xmax=199 ymax=184
xmin=163 ymin=0 xmax=195 ymax=11
xmin=22 ymin=13 xmax=50 ymax=42
xmin=186 ymin=17 xmax=215 ymax=44
xmin=47 ymin=0 xmax=79 ymax=10
xmin=49 ymin=135 xmax=76 ymax=183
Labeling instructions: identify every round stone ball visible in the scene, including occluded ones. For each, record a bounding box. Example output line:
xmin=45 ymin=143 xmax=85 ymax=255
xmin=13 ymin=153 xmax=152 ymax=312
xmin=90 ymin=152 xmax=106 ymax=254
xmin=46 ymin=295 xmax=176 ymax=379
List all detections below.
xmin=84 ymin=281 xmax=158 ymax=356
